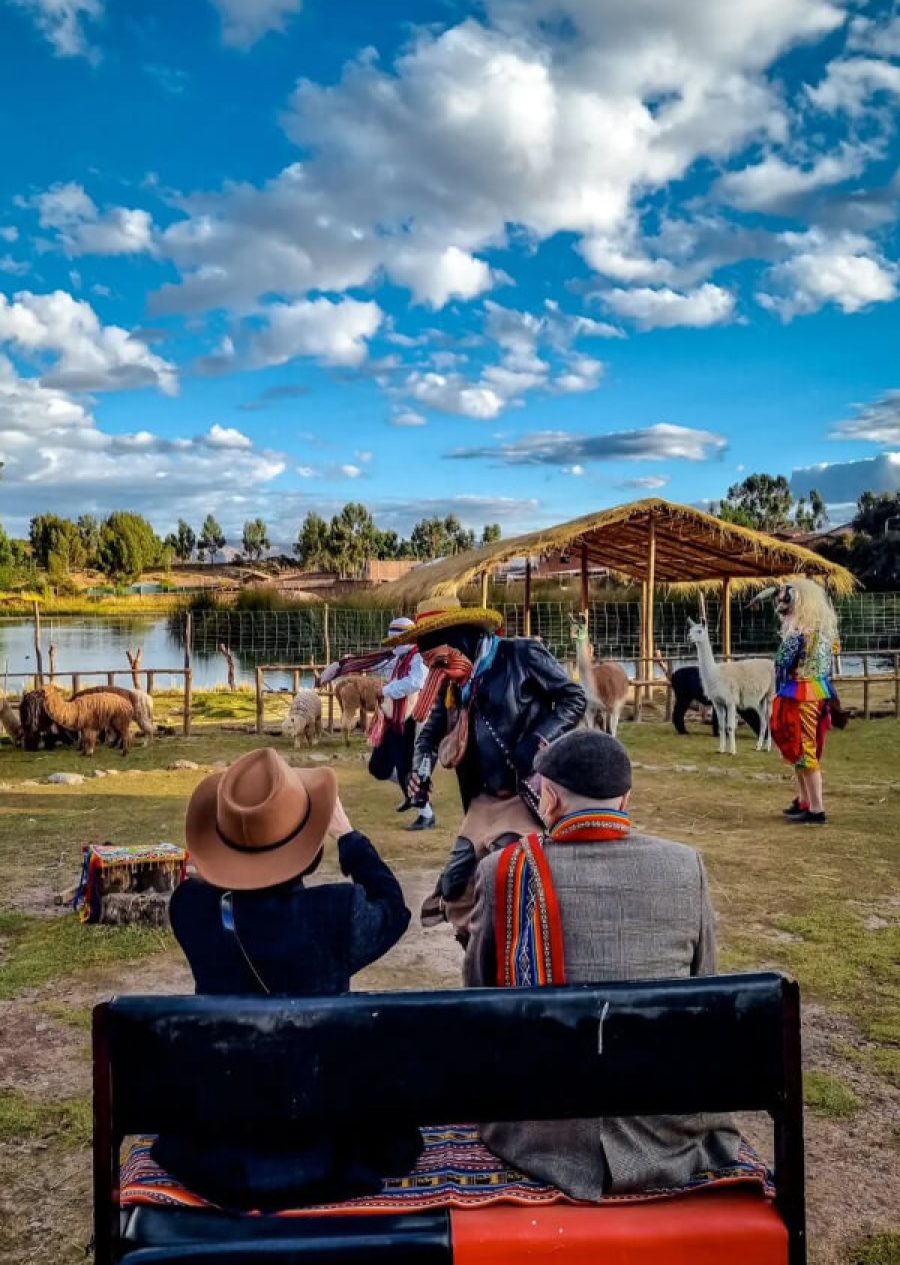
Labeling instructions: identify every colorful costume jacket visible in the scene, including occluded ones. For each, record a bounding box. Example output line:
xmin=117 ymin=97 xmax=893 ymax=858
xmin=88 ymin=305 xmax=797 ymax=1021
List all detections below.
xmin=775 ymin=629 xmax=836 ymax=702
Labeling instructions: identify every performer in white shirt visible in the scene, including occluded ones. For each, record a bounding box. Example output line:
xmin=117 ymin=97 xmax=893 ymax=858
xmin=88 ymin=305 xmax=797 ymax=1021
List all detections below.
xmin=371 ymin=616 xmax=435 ymax=832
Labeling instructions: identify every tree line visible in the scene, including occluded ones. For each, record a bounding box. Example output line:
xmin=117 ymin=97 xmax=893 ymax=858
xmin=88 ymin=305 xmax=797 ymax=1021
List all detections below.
xmin=0 ymin=501 xmax=504 ymax=587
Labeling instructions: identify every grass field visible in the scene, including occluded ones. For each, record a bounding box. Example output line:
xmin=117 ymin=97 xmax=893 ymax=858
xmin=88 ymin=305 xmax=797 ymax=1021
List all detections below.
xmin=0 ymin=714 xmax=897 ymax=1264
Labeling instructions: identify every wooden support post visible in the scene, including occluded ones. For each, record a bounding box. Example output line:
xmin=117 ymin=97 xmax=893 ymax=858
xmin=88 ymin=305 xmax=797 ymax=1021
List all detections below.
xmin=183 ymin=613 xmax=193 ymax=737
xmin=72 ymin=673 xmax=81 ymax=695
xmin=646 ymin=515 xmax=657 ymax=706
xmin=323 ymin=603 xmax=332 ymax=667
xmin=107 ymin=672 xmax=115 ymax=687
xmin=523 ymin=559 xmax=532 ymax=637
xmin=863 ymin=654 xmax=871 ymax=720
xmin=126 ymin=647 xmax=143 ymax=689
xmin=327 ymin=687 xmax=335 ymax=735
xmin=481 ymin=572 xmax=490 ymax=608
xmin=146 ymin=671 xmax=154 ymax=695
xmin=48 ymin=642 xmax=57 ymax=683
xmin=895 ymin=654 xmax=900 ymax=721
xmin=292 ymin=669 xmax=300 ymax=694
xmin=33 ymin=601 xmax=44 ymax=686
xmin=722 ymin=578 xmax=733 ymax=660
xmin=639 ymin=579 xmax=649 ymax=703
xmin=580 ymin=544 xmax=589 ymax=622
xmin=255 ymin=667 xmax=264 ymax=735
xmin=219 ymin=643 xmax=236 ymax=691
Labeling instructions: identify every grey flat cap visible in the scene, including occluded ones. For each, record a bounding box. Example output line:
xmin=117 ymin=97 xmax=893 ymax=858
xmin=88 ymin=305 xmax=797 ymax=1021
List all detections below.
xmin=534 ymin=729 xmax=632 ymax=799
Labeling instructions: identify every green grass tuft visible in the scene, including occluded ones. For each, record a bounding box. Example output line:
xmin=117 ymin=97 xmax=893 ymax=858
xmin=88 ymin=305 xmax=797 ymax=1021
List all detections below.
xmin=0 ymin=1089 xmax=91 ymax=1148
xmin=803 ymin=1069 xmax=862 ymax=1119
xmin=0 ymin=911 xmax=170 ymax=999
xmin=846 ymin=1232 xmax=900 ymax=1265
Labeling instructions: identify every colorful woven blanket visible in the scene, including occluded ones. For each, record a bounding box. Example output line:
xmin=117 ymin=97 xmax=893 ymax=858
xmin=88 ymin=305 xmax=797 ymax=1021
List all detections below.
xmin=74 ymin=843 xmax=188 ymax=923
xmin=120 ymin=1127 xmax=773 ymax=1217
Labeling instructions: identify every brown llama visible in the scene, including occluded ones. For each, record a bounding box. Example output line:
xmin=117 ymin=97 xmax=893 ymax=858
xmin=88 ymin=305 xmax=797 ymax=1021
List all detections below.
xmin=329 ymin=673 xmax=381 ymax=746
xmin=0 ymin=694 xmax=23 ymax=746
xmin=569 ymin=613 xmax=630 ymax=738
xmin=72 ymin=685 xmax=155 ymax=741
xmin=41 ymin=685 xmax=134 ymax=757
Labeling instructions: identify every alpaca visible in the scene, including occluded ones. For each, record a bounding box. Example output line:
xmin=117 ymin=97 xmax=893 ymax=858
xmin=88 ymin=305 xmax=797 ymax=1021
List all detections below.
xmin=654 ymin=651 xmax=762 ymax=739
xmin=569 ymin=614 xmax=630 ymax=737
xmin=686 ymin=616 xmax=774 ymax=755
xmin=40 ymin=685 xmax=134 ymax=757
xmin=19 ymin=689 xmax=78 ymax=751
xmin=72 ymin=685 xmax=155 ymax=741
xmin=0 ymin=694 xmax=22 ymax=745
xmin=331 ymin=674 xmax=381 ymax=746
xmin=282 ymin=689 xmax=323 ymax=749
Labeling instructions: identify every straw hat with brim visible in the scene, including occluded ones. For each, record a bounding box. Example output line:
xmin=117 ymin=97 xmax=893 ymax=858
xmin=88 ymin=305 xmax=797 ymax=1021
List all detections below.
xmin=383 ymin=596 xmax=503 ymax=647
xmin=185 ymin=747 xmax=337 ymax=890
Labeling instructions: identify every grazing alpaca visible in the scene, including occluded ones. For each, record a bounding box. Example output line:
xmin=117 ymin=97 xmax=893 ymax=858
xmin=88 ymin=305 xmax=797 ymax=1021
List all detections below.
xmin=686 ymin=613 xmax=774 ymax=755
xmin=72 ymin=685 xmax=155 ymax=741
xmin=0 ymin=694 xmax=22 ymax=745
xmin=654 ymin=651 xmax=762 ymax=739
xmin=331 ymin=673 xmax=381 ymax=746
xmin=40 ymin=685 xmax=134 ymax=757
xmin=19 ymin=689 xmax=78 ymax=751
xmin=282 ymin=689 xmax=323 ymax=748
xmin=569 ymin=614 xmax=629 ymax=737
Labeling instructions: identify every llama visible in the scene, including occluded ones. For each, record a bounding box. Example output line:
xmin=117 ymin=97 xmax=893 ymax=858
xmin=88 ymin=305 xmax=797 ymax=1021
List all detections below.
xmin=40 ymin=685 xmax=134 ymax=757
xmin=654 ymin=650 xmax=761 ymax=739
xmin=19 ymin=689 xmax=77 ymax=751
xmin=0 ymin=694 xmax=22 ymax=746
xmin=331 ymin=674 xmax=381 ymax=746
xmin=282 ymin=689 xmax=323 ymax=749
xmin=72 ymin=685 xmax=155 ymax=741
xmin=569 ymin=614 xmax=630 ymax=737
xmin=686 ymin=614 xmax=774 ymax=755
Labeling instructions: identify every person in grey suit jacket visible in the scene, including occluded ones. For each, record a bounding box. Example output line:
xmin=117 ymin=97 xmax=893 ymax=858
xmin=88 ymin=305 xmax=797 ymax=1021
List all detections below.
xmin=464 ymin=728 xmax=741 ymax=1199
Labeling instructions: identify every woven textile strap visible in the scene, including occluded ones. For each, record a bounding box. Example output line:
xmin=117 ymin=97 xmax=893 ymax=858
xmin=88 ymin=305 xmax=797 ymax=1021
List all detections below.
xmin=495 ymin=832 xmax=566 ymax=988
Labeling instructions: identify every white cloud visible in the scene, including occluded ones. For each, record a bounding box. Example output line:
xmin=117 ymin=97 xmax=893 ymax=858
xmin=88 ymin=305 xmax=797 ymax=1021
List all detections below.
xmin=404 ymin=370 xmax=506 ymax=420
xmin=10 ymin=0 xmax=103 ymax=59
xmin=449 ymin=422 xmax=728 ymax=466
xmin=390 ymin=409 xmax=427 ymax=427
xmin=758 ymin=229 xmax=897 ymax=319
xmin=617 ymin=474 xmax=671 ymax=490
xmin=0 ymin=354 xmax=284 ymax=533
xmin=716 ymin=149 xmax=869 ymax=213
xmin=807 ymin=56 xmax=900 ymax=116
xmin=336 ymin=463 xmax=362 ymax=479
xmin=601 ymin=283 xmax=736 ymax=329
xmin=0 ymin=290 xmax=177 ymax=394
xmin=153 ymin=0 xmax=843 ymax=321
xmin=211 ymin=0 xmax=303 ymax=48
xmin=0 ymin=227 xmax=19 ymax=243
xmin=848 ymin=13 xmax=900 ymax=58
xmin=830 ymin=389 xmax=900 ymax=444
xmin=553 ymin=355 xmax=606 ymax=394
xmin=29 ymin=183 xmax=155 ymax=256
xmin=297 ymin=465 xmax=318 ymax=478
xmin=791 ymin=452 xmax=900 ymax=503
xmin=249 ymin=297 xmax=383 ymax=369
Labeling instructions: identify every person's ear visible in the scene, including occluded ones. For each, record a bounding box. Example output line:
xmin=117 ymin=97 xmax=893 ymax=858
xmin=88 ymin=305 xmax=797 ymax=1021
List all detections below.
xmin=619 ymin=790 xmax=632 ymax=810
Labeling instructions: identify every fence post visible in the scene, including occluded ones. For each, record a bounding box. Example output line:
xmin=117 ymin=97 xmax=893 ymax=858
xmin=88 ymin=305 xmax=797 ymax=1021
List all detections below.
xmin=107 ymin=672 xmax=115 ymax=687
xmin=183 ymin=613 xmax=193 ymax=737
xmin=255 ymin=667 xmax=264 ymax=735
xmin=72 ymin=673 xmax=80 ymax=695
xmin=32 ymin=601 xmax=44 ymax=686
xmin=863 ymin=655 xmax=870 ymax=720
xmin=323 ymin=604 xmax=331 ymax=667
xmin=895 ymin=653 xmax=900 ymax=721
xmin=292 ymin=669 xmax=300 ymax=694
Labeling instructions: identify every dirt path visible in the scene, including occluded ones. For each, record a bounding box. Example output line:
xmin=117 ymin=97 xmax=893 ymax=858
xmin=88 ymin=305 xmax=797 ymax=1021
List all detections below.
xmin=0 ymin=867 xmax=897 ymax=1265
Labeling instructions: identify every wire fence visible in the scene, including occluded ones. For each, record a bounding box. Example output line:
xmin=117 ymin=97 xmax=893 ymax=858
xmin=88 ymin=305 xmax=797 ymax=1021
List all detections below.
xmin=1 ymin=593 xmax=898 ymax=688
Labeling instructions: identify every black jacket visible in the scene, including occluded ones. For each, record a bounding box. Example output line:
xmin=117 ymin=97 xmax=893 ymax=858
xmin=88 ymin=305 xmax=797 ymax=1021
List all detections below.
xmin=414 ymin=638 xmax=586 ymax=809
xmin=155 ymin=832 xmax=417 ymax=1209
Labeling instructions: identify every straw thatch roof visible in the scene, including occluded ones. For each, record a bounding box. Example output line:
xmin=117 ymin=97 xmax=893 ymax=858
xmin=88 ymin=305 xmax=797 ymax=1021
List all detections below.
xmin=383 ymin=498 xmax=856 ymax=602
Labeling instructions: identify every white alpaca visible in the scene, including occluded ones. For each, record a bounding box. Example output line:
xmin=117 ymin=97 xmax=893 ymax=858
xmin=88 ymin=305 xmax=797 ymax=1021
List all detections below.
xmin=569 ymin=615 xmax=630 ymax=738
xmin=282 ymin=689 xmax=323 ymax=749
xmin=686 ymin=616 xmax=774 ymax=755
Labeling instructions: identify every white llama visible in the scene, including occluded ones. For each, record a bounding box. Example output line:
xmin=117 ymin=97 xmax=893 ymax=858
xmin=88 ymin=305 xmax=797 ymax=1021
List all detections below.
xmin=686 ymin=611 xmax=774 ymax=755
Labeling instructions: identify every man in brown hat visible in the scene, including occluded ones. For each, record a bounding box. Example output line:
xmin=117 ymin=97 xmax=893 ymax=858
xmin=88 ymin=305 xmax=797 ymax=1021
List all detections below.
xmin=153 ymin=747 xmax=417 ymax=1208
xmin=386 ymin=597 xmax=586 ymax=941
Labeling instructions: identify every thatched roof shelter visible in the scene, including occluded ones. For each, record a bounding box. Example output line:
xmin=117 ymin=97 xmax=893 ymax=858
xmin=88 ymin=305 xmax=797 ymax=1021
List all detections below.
xmin=382 ymin=498 xmax=855 ymax=669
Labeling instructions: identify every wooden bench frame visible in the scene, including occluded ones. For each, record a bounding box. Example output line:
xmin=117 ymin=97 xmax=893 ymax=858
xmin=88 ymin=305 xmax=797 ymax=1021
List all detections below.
xmin=93 ymin=972 xmax=805 ymax=1264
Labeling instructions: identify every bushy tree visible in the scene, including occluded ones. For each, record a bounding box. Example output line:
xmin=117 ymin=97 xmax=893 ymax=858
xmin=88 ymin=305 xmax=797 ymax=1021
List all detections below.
xmin=410 ymin=514 xmax=477 ymax=559
xmin=28 ymin=514 xmax=87 ymax=573
xmin=198 ymin=515 xmax=226 ymax=564
xmin=97 ymin=512 xmax=162 ymax=583
xmin=328 ymin=502 xmax=376 ymax=577
xmin=294 ymin=512 xmax=331 ymax=569
xmin=481 ymin=523 xmax=502 ymax=545
xmin=716 ymin=474 xmax=793 ymax=532
xmin=76 ymin=515 xmax=101 ymax=566
xmin=794 ymin=490 xmax=827 ymax=533
xmin=242 ymin=517 xmax=270 ymax=561
xmin=166 ymin=519 xmax=196 ymax=563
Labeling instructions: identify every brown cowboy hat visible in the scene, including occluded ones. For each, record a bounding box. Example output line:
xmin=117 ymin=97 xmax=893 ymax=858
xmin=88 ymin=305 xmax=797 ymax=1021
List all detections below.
xmin=383 ymin=596 xmax=503 ymax=647
xmin=185 ymin=747 xmax=337 ymax=890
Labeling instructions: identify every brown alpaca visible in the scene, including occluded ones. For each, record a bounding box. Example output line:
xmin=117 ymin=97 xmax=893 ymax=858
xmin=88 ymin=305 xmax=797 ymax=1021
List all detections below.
xmin=72 ymin=685 xmax=155 ymax=741
xmin=41 ymin=685 xmax=134 ymax=757
xmin=0 ymin=694 xmax=23 ymax=746
xmin=569 ymin=614 xmax=630 ymax=737
xmin=331 ymin=674 xmax=381 ymax=746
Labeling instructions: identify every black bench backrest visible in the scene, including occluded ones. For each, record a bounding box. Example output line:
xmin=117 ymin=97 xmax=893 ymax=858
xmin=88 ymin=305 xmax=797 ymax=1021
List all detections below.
xmin=93 ymin=973 xmax=804 ymax=1263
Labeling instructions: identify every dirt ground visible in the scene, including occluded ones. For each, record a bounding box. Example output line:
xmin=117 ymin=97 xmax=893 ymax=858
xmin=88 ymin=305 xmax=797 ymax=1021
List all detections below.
xmin=0 ymin=720 xmax=897 ymax=1264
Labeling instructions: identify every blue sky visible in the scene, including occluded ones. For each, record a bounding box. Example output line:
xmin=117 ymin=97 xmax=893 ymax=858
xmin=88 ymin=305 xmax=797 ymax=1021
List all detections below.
xmin=0 ymin=0 xmax=898 ymax=545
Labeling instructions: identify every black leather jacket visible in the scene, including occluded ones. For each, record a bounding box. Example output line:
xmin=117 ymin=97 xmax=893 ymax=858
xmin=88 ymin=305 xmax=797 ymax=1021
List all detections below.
xmin=413 ymin=638 xmax=586 ymax=810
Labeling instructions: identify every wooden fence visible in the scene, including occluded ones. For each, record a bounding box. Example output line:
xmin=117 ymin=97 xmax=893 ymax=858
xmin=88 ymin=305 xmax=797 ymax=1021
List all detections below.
xmin=1 ymin=667 xmax=194 ymax=735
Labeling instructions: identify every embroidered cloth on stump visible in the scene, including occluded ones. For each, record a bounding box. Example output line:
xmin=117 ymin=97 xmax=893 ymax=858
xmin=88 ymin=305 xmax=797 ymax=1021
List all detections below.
xmin=119 ymin=1127 xmax=773 ymax=1216
xmin=74 ymin=843 xmax=188 ymax=923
